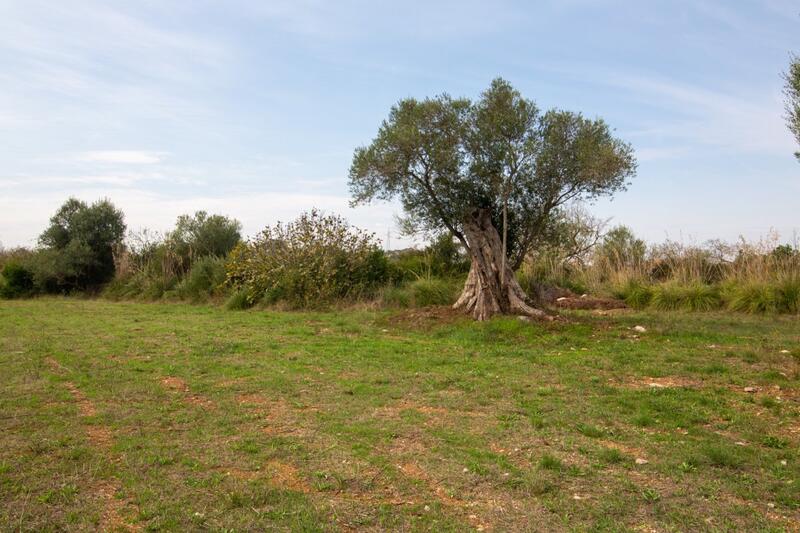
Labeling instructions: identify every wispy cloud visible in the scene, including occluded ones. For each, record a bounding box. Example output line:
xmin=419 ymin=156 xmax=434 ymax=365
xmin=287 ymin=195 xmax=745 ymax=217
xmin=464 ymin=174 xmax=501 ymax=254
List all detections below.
xmin=78 ymin=151 xmax=164 ymax=164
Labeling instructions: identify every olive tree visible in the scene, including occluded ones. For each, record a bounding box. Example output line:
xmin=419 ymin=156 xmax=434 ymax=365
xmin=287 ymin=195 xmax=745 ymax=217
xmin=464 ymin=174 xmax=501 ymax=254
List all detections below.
xmin=349 ymin=78 xmax=636 ymax=320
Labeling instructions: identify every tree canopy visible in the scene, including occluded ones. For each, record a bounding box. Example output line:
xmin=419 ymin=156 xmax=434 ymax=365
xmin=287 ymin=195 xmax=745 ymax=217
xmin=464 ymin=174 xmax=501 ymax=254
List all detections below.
xmin=38 ymin=197 xmax=126 ymax=288
xmin=785 ymin=55 xmax=800 ymax=160
xmin=349 ymin=78 xmax=636 ymax=271
xmin=170 ymin=210 xmax=242 ymax=263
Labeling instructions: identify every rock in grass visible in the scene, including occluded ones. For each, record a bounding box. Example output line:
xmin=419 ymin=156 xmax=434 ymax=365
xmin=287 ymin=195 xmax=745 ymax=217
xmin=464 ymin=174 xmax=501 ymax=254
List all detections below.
xmin=633 ymin=325 xmax=647 ymax=333
xmin=744 ymin=386 xmax=758 ymax=393
xmin=635 ymin=458 xmax=649 ymax=465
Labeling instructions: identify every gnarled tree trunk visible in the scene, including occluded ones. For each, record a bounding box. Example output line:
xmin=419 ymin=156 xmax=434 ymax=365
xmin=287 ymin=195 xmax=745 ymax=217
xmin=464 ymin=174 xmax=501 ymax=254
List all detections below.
xmin=453 ymin=208 xmax=548 ymax=321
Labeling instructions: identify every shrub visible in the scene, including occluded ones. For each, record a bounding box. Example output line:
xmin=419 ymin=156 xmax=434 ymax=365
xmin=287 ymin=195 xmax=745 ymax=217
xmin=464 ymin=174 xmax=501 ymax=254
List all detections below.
xmin=225 ymin=288 xmax=254 ymax=310
xmin=726 ymin=282 xmax=778 ymax=314
xmin=650 ymin=283 xmax=685 ymax=311
xmin=649 ymin=282 xmax=721 ymax=312
xmin=774 ymin=276 xmax=800 ymax=314
xmin=612 ymin=279 xmax=653 ymax=309
xmin=227 ymin=210 xmax=389 ymax=307
xmin=0 ymin=262 xmax=35 ymax=298
xmin=679 ymin=283 xmax=722 ymax=311
xmin=174 ymin=256 xmax=227 ymax=302
xmin=381 ymin=285 xmax=412 ymax=308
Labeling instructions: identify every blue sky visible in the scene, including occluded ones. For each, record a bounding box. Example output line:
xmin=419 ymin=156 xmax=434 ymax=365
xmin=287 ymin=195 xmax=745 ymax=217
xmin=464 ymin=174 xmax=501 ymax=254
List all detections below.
xmin=1 ymin=0 xmax=798 ymax=249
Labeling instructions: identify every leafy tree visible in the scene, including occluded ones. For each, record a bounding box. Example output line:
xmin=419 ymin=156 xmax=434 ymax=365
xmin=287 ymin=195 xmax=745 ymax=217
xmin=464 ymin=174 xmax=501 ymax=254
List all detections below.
xmin=598 ymin=225 xmax=647 ymax=270
xmin=785 ymin=55 xmax=800 ymax=160
xmin=349 ymin=78 xmax=636 ymax=319
xmin=169 ymin=211 xmax=242 ymax=268
xmin=0 ymin=262 xmax=35 ymax=298
xmin=38 ymin=198 xmax=126 ymax=289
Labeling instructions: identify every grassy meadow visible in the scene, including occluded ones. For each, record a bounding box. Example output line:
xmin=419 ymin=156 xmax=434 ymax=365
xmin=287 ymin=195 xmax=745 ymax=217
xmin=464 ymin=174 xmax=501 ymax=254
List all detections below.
xmin=1 ymin=299 xmax=798 ymax=531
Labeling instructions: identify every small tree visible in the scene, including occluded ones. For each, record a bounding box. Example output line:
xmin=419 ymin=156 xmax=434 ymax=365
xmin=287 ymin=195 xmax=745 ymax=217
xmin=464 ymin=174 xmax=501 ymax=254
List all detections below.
xmin=597 ymin=225 xmax=647 ymax=270
xmin=350 ymin=78 xmax=636 ymax=319
xmin=38 ymin=198 xmax=126 ymax=289
xmin=784 ymin=55 xmax=800 ymax=160
xmin=169 ymin=211 xmax=242 ymax=267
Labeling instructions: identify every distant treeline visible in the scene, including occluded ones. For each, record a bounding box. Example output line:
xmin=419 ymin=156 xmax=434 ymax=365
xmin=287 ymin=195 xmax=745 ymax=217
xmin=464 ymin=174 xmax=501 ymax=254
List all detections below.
xmin=1 ymin=197 xmax=799 ymax=314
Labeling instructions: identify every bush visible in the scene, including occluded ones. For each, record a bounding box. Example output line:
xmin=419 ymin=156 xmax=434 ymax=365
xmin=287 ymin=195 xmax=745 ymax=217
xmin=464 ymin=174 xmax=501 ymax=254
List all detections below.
xmin=612 ymin=279 xmax=653 ymax=309
xmin=225 ymin=288 xmax=254 ymax=310
xmin=775 ymin=276 xmax=800 ymax=313
xmin=726 ymin=282 xmax=778 ymax=314
xmin=174 ymin=256 xmax=227 ymax=302
xmin=0 ymin=262 xmax=35 ymax=298
xmin=680 ymin=283 xmax=722 ymax=311
xmin=650 ymin=282 xmax=721 ymax=312
xmin=227 ymin=210 xmax=389 ymax=308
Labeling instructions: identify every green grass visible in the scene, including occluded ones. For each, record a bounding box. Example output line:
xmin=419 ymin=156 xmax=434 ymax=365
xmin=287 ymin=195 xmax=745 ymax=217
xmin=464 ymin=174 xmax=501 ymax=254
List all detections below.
xmin=1 ymin=299 xmax=798 ymax=531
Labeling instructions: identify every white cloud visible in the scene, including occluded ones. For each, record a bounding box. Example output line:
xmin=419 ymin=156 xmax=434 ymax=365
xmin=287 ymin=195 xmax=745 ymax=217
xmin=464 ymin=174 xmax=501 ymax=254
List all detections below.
xmin=78 ymin=151 xmax=164 ymax=164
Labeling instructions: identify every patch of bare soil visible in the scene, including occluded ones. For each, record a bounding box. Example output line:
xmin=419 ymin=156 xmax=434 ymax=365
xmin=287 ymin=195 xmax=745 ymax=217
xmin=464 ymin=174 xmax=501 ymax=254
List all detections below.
xmin=375 ymin=399 xmax=449 ymax=417
xmin=553 ymin=295 xmax=627 ymax=310
xmin=236 ymin=394 xmax=309 ymax=437
xmin=160 ymin=376 xmax=215 ymax=409
xmin=44 ymin=357 xmax=71 ymax=374
xmin=266 ymin=459 xmax=312 ymax=493
xmin=620 ymin=376 xmax=705 ymax=390
xmin=598 ymin=439 xmax=646 ymax=458
xmin=396 ymin=462 xmax=489 ymax=531
xmin=94 ymin=479 xmax=140 ymax=532
xmin=160 ymin=376 xmax=189 ymax=391
xmin=374 ymin=398 xmax=489 ymax=428
xmin=64 ymin=382 xmax=97 ymax=417
xmin=385 ymin=306 xmax=466 ymax=329
xmin=85 ymin=425 xmax=114 ymax=448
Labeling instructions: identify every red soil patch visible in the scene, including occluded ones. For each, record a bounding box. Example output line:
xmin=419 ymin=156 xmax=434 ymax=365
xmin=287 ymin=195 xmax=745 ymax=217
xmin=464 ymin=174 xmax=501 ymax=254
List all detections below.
xmin=160 ymin=376 xmax=215 ymax=409
xmin=94 ymin=479 xmax=139 ymax=532
xmin=598 ymin=439 xmax=646 ymax=458
xmin=396 ymin=462 xmax=489 ymax=531
xmin=266 ymin=459 xmax=311 ymax=493
xmin=236 ymin=394 xmax=309 ymax=436
xmin=160 ymin=376 xmax=189 ymax=392
xmin=375 ymin=399 xmax=450 ymax=418
xmin=44 ymin=357 xmax=71 ymax=374
xmin=86 ymin=425 xmax=114 ymax=448
xmin=64 ymin=382 xmax=97 ymax=417
xmin=386 ymin=306 xmax=466 ymax=329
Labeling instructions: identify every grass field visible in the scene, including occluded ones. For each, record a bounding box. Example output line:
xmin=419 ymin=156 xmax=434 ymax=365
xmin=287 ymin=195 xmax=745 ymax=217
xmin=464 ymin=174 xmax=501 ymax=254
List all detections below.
xmin=1 ymin=299 xmax=798 ymax=532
